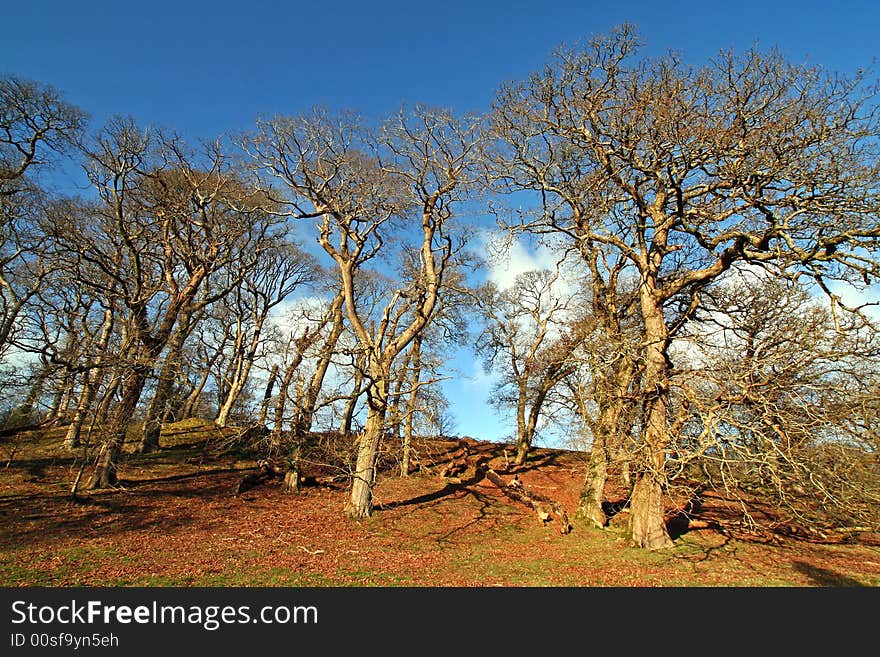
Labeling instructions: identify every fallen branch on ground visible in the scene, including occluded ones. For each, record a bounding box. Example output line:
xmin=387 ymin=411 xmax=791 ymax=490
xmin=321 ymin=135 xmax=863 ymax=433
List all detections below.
xmin=482 ymin=467 xmax=572 ymax=534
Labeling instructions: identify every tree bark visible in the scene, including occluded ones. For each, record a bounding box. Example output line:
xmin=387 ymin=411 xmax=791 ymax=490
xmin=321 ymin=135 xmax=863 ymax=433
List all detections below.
xmin=64 ymin=308 xmax=114 ymax=450
xmin=344 ymin=366 xmax=389 ymax=518
xmin=577 ymin=354 xmax=637 ymax=527
xmin=400 ymin=334 xmax=422 ymax=477
xmin=627 ymin=285 xmax=673 ymax=549
xmin=340 ymin=357 xmax=365 ymax=435
xmin=344 ymin=393 xmax=387 ymax=518
xmin=216 ymin=315 xmax=267 ymax=428
xmin=89 ymin=365 xmax=149 ymax=489
xmin=46 ymin=369 xmax=73 ymax=426
xmin=514 ymin=382 xmax=529 ymax=465
xmin=293 ymin=293 xmax=345 ymax=434
xmin=578 ymin=435 xmax=609 ymax=528
xmin=180 ymin=346 xmax=218 ymax=420
xmin=270 ymin=359 xmax=299 ymax=451
xmin=257 ymin=364 xmax=279 ymax=427
xmin=138 ymin=311 xmax=192 ymax=452
xmin=15 ymin=363 xmax=50 ymax=424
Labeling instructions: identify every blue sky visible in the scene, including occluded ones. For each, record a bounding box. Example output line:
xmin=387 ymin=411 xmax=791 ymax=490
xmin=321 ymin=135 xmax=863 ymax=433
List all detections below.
xmin=3 ymin=0 xmax=879 ymax=445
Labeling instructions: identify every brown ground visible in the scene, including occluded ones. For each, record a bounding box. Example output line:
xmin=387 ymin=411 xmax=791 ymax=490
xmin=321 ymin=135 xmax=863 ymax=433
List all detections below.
xmin=1 ymin=420 xmax=878 ymax=587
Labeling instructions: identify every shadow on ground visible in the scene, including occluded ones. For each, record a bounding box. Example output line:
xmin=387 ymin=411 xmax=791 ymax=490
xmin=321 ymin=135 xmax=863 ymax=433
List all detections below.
xmin=791 ymin=561 xmax=865 ymax=587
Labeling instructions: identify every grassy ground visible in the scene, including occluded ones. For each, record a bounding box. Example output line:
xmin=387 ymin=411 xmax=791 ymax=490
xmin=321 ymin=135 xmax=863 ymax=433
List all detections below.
xmin=2 ymin=420 xmax=878 ymax=587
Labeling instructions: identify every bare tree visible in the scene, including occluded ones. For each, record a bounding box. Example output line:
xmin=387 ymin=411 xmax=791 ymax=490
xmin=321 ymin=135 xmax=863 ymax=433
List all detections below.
xmin=671 ymin=272 xmax=880 ymax=531
xmin=214 ymin=242 xmax=319 ymax=427
xmin=66 ymin=120 xmax=276 ymax=487
xmin=250 ymin=106 xmax=482 ymax=517
xmin=0 ymin=76 xmax=85 ymax=362
xmin=491 ymin=26 xmax=880 ymax=547
xmin=475 ymin=267 xmax=582 ymax=466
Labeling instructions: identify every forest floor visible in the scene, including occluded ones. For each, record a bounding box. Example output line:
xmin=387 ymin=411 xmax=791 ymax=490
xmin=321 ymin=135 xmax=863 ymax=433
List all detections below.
xmin=1 ymin=419 xmax=879 ymax=587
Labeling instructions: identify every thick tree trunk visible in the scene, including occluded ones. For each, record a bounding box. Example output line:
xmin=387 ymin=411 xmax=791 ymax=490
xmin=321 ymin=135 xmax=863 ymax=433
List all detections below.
xmin=138 ymin=366 xmax=174 ymax=453
xmin=89 ymin=367 xmax=149 ymax=489
xmin=139 ymin=314 xmax=192 ymax=452
xmin=629 ymin=473 xmax=670 ymax=548
xmin=283 ymin=443 xmax=301 ymax=494
xmin=577 ymin=356 xmax=637 ymax=527
xmin=344 ymin=402 xmax=386 ymax=518
xmin=628 ymin=287 xmax=673 ymax=549
xmin=345 ymin=372 xmax=389 ymax=518
xmin=578 ymin=434 xmax=609 ymax=528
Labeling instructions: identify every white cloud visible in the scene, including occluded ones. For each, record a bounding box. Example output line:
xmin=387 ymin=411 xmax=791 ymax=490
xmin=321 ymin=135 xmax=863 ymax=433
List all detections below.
xmin=479 ymin=230 xmax=560 ymax=291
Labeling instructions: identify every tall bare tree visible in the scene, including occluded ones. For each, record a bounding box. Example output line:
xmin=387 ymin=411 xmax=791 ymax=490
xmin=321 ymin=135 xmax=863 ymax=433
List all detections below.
xmin=214 ymin=242 xmax=319 ymax=427
xmin=250 ymin=106 xmax=482 ymax=517
xmin=0 ymin=76 xmax=85 ymax=362
xmin=491 ymin=25 xmax=880 ymax=547
xmin=66 ymin=120 xmax=276 ymax=487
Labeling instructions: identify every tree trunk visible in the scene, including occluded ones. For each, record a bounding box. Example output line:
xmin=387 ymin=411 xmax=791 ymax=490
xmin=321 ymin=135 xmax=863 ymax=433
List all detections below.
xmin=578 ymin=433 xmax=609 ymax=528
xmin=64 ymin=308 xmax=114 ymax=450
xmin=89 ymin=366 xmax=149 ymax=489
xmin=294 ymin=295 xmax=345 ymax=435
xmin=216 ymin=316 xmax=267 ymax=428
xmin=628 ymin=286 xmax=673 ymax=549
xmin=577 ymin=356 xmax=637 ymax=528
xmin=94 ymin=369 xmax=121 ymax=425
xmin=400 ymin=335 xmax=422 ymax=477
xmin=64 ymin=372 xmax=92 ymax=450
xmin=513 ymin=382 xmax=529 ymax=465
xmin=15 ymin=363 xmax=50 ymax=425
xmin=270 ymin=358 xmax=300 ymax=451
xmin=344 ymin=372 xmax=388 ymax=518
xmin=283 ymin=442 xmax=301 ymax=494
xmin=180 ymin=355 xmax=214 ymax=420
xmin=139 ymin=312 xmax=192 ymax=452
xmin=387 ymin=347 xmax=412 ymax=444
xmin=46 ymin=369 xmax=74 ymax=426
xmin=257 ymin=364 xmax=279 ymax=427
xmin=340 ymin=361 xmax=364 ymax=435
xmin=344 ymin=400 xmax=386 ymax=518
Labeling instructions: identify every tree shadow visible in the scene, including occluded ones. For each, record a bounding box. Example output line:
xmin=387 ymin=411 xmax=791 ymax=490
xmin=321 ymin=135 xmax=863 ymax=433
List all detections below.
xmin=602 ymin=498 xmax=630 ymax=521
xmin=509 ymin=449 xmax=568 ymax=475
xmin=791 ymin=561 xmax=866 ymax=587
xmin=378 ymin=463 xmax=489 ymax=511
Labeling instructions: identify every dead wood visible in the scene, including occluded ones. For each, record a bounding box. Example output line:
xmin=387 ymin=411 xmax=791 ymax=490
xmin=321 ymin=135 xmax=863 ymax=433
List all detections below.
xmin=0 ymin=419 xmax=54 ymax=439
xmin=234 ymin=459 xmax=285 ymax=495
xmin=483 ymin=467 xmax=572 ymax=534
xmin=440 ymin=443 xmax=471 ymax=478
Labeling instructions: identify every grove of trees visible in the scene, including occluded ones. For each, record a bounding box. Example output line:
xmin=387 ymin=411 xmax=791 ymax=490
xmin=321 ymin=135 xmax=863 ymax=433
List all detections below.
xmin=2 ymin=25 xmax=878 ymax=549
